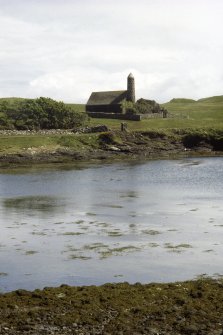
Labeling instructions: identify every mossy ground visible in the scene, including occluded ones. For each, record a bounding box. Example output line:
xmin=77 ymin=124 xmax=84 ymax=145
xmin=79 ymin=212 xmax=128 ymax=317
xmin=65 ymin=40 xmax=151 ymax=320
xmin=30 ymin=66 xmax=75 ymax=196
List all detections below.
xmin=0 ymin=279 xmax=223 ymax=334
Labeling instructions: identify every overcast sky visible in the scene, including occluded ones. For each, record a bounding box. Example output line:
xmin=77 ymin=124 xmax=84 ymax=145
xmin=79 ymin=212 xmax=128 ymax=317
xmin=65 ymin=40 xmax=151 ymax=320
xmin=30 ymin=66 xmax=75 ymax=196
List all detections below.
xmin=0 ymin=0 xmax=223 ymax=103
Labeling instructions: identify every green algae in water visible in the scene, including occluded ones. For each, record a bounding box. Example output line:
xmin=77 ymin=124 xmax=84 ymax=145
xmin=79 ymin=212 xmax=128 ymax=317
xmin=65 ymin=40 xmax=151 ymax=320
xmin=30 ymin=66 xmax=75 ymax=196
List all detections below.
xmin=75 ymin=220 xmax=85 ymax=224
xmin=95 ymin=222 xmax=110 ymax=228
xmin=61 ymin=232 xmax=84 ymax=236
xmin=99 ymin=245 xmax=140 ymax=259
xmin=25 ymin=250 xmax=39 ymax=255
xmin=1 ymin=157 xmax=223 ymax=290
xmin=3 ymin=195 xmax=63 ymax=213
xmin=69 ymin=255 xmax=91 ymax=260
xmin=129 ymin=223 xmax=136 ymax=228
xmin=148 ymin=243 xmax=160 ymax=248
xmin=164 ymin=243 xmax=193 ymax=253
xmin=120 ymin=191 xmax=138 ymax=198
xmin=141 ymin=229 xmax=161 ymax=235
xmin=31 ymin=231 xmax=47 ymax=236
xmin=107 ymin=230 xmax=123 ymax=237
xmin=83 ymin=243 xmax=109 ymax=251
xmin=104 ymin=204 xmax=123 ymax=208
xmin=86 ymin=212 xmax=97 ymax=216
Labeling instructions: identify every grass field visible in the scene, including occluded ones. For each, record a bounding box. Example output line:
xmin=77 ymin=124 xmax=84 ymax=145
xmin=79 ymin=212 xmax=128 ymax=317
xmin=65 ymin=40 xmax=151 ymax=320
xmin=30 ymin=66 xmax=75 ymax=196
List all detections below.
xmin=0 ymin=133 xmax=99 ymax=154
xmin=1 ymin=96 xmax=223 ymax=131
xmin=0 ymin=96 xmax=222 ymax=156
xmin=86 ymin=95 xmax=223 ymax=131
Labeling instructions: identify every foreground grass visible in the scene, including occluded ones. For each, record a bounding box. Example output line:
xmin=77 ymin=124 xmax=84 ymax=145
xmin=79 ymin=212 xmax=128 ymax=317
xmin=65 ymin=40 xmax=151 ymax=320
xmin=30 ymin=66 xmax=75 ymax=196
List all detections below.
xmin=0 ymin=133 xmax=99 ymax=154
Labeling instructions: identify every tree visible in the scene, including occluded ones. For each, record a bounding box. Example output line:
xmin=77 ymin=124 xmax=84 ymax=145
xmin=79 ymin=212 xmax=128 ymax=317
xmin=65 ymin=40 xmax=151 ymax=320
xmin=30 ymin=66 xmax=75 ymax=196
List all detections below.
xmin=0 ymin=97 xmax=87 ymax=130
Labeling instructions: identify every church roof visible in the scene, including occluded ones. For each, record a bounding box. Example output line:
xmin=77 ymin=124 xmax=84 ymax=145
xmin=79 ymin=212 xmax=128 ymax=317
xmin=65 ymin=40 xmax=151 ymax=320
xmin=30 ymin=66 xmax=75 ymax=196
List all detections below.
xmin=86 ymin=90 xmax=127 ymax=106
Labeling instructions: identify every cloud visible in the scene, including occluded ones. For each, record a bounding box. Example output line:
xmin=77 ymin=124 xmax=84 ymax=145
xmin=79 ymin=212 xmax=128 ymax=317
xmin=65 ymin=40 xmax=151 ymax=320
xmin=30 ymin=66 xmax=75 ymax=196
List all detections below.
xmin=0 ymin=0 xmax=223 ymax=102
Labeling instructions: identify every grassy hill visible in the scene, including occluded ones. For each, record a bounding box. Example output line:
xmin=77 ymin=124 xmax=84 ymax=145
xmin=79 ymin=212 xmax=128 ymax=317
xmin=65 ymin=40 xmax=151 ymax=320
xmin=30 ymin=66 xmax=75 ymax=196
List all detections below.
xmin=0 ymin=97 xmax=85 ymax=112
xmin=0 ymin=95 xmax=223 ymax=160
xmin=168 ymin=98 xmax=196 ymax=104
xmin=86 ymin=95 xmax=223 ymax=131
xmin=197 ymin=96 xmax=223 ymax=103
xmin=66 ymin=103 xmax=85 ymax=112
xmin=0 ymin=95 xmax=223 ymax=132
xmin=0 ymin=97 xmax=26 ymax=108
xmin=159 ymin=95 xmax=223 ymax=129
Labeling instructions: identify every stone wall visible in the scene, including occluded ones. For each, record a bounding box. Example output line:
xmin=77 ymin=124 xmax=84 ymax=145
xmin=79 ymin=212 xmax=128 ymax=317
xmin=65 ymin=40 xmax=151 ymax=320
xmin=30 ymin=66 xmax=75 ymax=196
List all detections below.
xmin=87 ymin=112 xmax=141 ymax=121
xmin=86 ymin=104 xmax=122 ymax=114
xmin=87 ymin=112 xmax=165 ymax=121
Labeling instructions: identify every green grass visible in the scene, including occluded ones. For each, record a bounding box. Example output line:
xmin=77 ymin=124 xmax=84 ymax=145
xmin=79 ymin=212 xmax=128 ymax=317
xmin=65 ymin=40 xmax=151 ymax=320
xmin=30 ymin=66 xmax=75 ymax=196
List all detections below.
xmin=169 ymin=98 xmax=196 ymax=104
xmin=0 ymin=97 xmax=26 ymax=109
xmin=0 ymin=97 xmax=85 ymax=113
xmin=65 ymin=103 xmax=85 ymax=112
xmin=0 ymin=95 xmax=222 ymax=156
xmin=0 ymin=133 xmax=99 ymax=154
xmin=1 ymin=95 xmax=223 ymax=131
xmin=87 ymin=95 xmax=223 ymax=131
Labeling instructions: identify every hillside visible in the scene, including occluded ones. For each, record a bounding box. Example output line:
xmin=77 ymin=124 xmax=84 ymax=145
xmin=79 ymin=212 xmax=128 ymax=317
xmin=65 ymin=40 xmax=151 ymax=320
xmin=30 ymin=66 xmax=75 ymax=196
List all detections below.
xmin=168 ymin=98 xmax=196 ymax=104
xmin=0 ymin=97 xmax=26 ymax=108
xmin=0 ymin=97 xmax=85 ymax=113
xmin=197 ymin=95 xmax=223 ymax=103
xmin=0 ymin=95 xmax=223 ymax=132
xmin=166 ymin=95 xmax=223 ymax=104
xmin=157 ymin=95 xmax=223 ymax=130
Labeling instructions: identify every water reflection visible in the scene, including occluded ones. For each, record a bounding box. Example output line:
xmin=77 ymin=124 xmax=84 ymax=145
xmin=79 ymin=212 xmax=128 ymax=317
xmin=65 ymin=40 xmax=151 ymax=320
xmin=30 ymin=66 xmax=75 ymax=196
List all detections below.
xmin=3 ymin=195 xmax=63 ymax=213
xmin=0 ymin=157 xmax=222 ymax=292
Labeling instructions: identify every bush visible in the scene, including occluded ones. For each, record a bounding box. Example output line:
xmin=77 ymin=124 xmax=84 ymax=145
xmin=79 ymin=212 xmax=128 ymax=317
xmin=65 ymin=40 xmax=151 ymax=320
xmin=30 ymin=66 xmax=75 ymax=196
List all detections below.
xmin=135 ymin=98 xmax=165 ymax=114
xmin=121 ymin=98 xmax=168 ymax=115
xmin=0 ymin=112 xmax=14 ymax=129
xmin=121 ymin=100 xmax=137 ymax=115
xmin=0 ymin=97 xmax=88 ymax=130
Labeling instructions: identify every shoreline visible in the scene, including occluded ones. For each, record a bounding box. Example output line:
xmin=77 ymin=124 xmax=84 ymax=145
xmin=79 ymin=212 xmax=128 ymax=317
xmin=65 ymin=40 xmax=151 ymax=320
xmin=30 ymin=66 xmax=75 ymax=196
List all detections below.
xmin=0 ymin=129 xmax=222 ymax=167
xmin=0 ymin=278 xmax=223 ymax=334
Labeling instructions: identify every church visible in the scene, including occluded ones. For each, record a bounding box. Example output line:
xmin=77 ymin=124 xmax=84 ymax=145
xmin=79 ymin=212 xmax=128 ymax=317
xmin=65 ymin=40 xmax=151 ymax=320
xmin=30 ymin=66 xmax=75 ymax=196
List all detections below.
xmin=86 ymin=73 xmax=135 ymax=115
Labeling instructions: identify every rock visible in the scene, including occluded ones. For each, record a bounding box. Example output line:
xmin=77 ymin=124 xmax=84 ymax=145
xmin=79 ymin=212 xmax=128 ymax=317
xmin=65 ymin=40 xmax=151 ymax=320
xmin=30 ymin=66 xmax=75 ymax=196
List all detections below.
xmin=73 ymin=125 xmax=110 ymax=134
xmin=108 ymin=145 xmax=120 ymax=152
xmin=184 ymin=324 xmax=199 ymax=334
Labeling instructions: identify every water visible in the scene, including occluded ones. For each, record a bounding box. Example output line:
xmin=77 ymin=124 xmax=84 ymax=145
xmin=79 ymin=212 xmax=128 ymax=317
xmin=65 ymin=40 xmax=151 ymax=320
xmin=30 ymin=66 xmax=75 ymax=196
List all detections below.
xmin=0 ymin=157 xmax=222 ymax=292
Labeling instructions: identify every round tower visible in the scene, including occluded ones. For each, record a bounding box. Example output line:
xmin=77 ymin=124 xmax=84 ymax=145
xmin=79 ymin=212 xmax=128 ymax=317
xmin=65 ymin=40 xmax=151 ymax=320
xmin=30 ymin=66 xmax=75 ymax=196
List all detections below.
xmin=127 ymin=73 xmax=135 ymax=103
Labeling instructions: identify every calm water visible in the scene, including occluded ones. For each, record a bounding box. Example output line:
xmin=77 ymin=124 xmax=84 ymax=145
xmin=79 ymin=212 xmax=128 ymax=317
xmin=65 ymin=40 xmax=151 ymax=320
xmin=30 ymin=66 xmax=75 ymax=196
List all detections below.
xmin=0 ymin=157 xmax=222 ymax=292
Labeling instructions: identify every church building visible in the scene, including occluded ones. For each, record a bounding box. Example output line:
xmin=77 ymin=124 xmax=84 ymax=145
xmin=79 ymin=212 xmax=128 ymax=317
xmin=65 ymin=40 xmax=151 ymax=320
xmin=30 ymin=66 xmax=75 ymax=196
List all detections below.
xmin=86 ymin=73 xmax=135 ymax=115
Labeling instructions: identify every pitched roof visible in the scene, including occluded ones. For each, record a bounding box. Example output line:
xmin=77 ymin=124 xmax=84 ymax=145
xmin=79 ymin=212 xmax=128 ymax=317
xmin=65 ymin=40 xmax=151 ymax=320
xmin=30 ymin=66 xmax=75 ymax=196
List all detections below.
xmin=87 ymin=90 xmax=127 ymax=106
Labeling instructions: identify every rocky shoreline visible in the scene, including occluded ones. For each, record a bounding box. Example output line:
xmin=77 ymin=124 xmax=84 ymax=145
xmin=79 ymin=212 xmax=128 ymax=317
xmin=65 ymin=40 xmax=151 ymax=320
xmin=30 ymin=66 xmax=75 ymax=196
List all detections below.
xmin=0 ymin=279 xmax=223 ymax=335
xmin=0 ymin=129 xmax=222 ymax=167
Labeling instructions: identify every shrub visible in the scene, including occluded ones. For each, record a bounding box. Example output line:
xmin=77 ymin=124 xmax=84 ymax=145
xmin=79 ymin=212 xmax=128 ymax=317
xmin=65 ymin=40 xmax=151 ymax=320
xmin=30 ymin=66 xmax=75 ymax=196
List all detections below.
xmin=121 ymin=100 xmax=137 ymax=115
xmin=0 ymin=97 xmax=88 ymax=130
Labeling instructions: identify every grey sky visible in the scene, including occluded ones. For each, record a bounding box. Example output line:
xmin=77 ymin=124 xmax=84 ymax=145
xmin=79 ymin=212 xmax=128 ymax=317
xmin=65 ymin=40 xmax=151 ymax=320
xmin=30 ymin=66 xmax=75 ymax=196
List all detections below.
xmin=0 ymin=0 xmax=223 ymax=103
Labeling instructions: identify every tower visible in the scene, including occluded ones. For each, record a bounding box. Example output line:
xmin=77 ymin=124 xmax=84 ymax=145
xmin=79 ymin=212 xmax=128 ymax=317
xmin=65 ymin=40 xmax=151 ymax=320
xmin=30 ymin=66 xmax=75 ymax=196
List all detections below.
xmin=127 ymin=73 xmax=135 ymax=103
